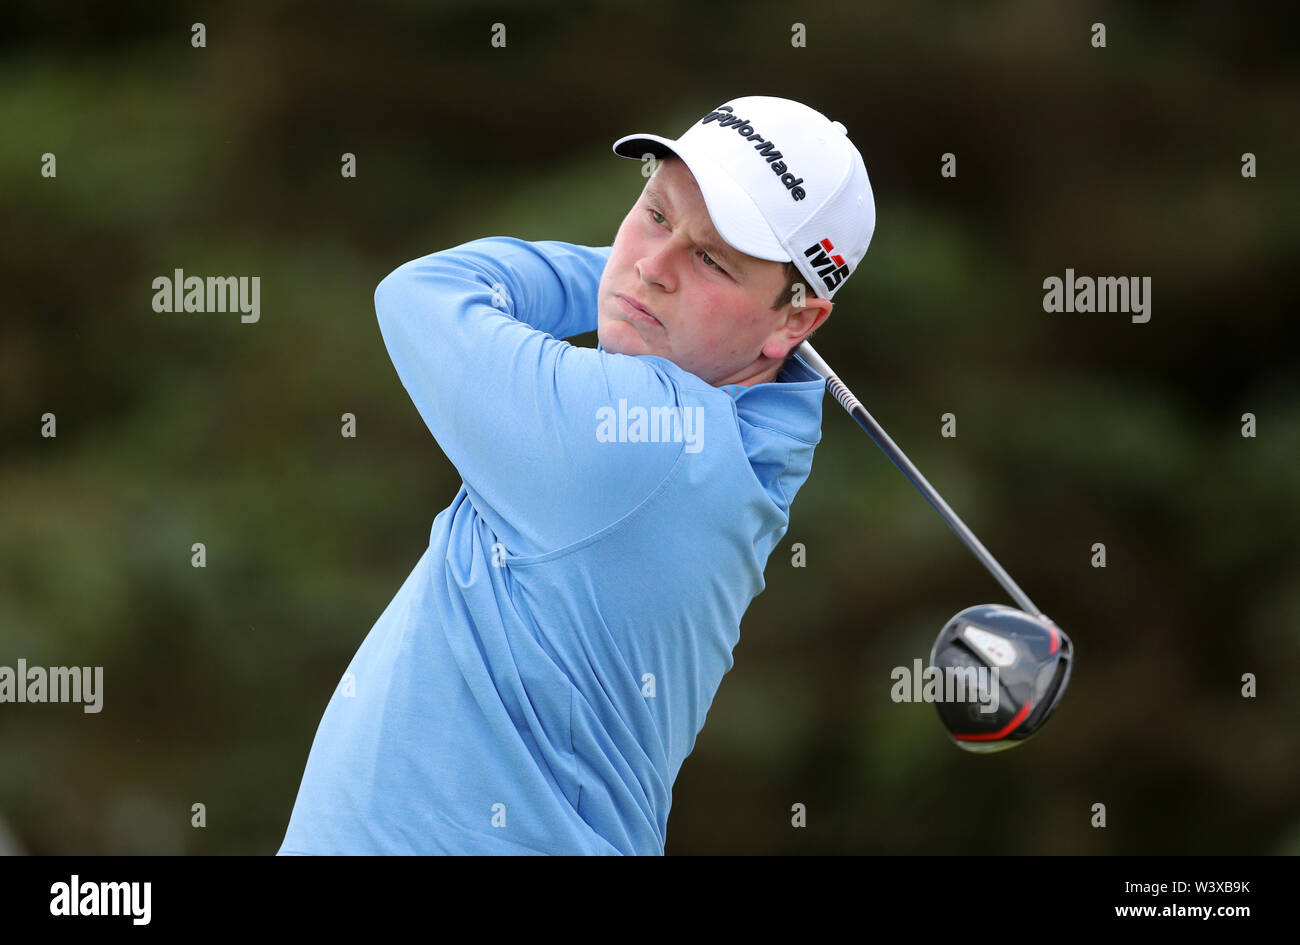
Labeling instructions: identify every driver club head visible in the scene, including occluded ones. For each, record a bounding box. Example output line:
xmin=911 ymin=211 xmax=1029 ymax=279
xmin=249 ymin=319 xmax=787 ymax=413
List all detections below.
xmin=929 ymin=604 xmax=1073 ymax=752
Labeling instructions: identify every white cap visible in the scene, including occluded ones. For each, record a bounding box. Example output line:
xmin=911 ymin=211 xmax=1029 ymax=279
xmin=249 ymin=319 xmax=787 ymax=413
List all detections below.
xmin=612 ymin=95 xmax=875 ymax=300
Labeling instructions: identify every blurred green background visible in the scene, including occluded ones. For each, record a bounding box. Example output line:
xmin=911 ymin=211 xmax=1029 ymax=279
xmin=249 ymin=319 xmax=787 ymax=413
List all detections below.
xmin=1 ymin=0 xmax=1297 ymax=855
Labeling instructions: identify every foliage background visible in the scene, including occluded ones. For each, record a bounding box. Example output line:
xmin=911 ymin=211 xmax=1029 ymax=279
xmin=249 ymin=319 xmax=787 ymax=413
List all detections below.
xmin=1 ymin=0 xmax=1296 ymax=854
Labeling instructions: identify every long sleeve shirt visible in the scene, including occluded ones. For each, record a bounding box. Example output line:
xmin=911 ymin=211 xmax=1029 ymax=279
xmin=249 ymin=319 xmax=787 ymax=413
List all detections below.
xmin=278 ymin=236 xmax=825 ymax=855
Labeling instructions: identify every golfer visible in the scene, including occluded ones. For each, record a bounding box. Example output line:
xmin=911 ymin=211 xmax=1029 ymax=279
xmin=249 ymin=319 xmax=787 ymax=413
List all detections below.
xmin=278 ymin=95 xmax=875 ymax=854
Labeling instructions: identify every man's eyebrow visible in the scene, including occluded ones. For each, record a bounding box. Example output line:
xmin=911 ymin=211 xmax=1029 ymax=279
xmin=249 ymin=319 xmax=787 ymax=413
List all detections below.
xmin=643 ymin=182 xmax=744 ymax=271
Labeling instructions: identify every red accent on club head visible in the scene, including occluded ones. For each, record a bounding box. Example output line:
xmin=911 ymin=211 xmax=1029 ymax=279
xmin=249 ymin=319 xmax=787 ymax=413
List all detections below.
xmin=1048 ymin=625 xmax=1059 ymax=654
xmin=832 ymin=254 xmax=845 ymax=266
xmin=953 ymin=700 xmax=1032 ymax=741
xmin=820 ymin=238 xmax=834 ymax=252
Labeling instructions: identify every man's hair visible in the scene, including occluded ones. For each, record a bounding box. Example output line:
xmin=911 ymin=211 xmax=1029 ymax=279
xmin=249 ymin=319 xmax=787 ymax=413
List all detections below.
xmin=771 ymin=260 xmax=817 ymax=311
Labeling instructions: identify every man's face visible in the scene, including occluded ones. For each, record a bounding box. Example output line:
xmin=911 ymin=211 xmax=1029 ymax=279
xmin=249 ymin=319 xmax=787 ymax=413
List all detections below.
xmin=596 ymin=156 xmax=826 ymax=387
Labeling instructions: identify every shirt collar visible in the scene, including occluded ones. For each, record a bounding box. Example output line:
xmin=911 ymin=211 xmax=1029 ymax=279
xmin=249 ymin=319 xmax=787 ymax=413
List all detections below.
xmin=720 ymin=350 xmax=826 ymax=445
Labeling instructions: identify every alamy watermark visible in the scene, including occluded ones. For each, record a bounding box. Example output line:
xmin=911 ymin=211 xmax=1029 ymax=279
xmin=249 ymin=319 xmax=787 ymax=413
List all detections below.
xmin=596 ymin=399 xmax=704 ymax=454
xmin=50 ymin=875 xmax=150 ymax=925
xmin=1042 ymin=268 xmax=1151 ymax=323
xmin=151 ymin=269 xmax=260 ymax=323
xmin=0 ymin=659 xmax=103 ymax=713
xmin=890 ymin=658 xmax=999 ymax=714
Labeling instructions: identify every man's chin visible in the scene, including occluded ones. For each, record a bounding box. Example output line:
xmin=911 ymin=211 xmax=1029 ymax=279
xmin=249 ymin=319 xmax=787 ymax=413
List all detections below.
xmin=597 ymin=322 xmax=650 ymax=358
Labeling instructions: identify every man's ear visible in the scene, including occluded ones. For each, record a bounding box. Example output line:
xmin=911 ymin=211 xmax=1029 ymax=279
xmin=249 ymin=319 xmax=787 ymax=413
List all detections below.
xmin=762 ymin=297 xmax=833 ymax=361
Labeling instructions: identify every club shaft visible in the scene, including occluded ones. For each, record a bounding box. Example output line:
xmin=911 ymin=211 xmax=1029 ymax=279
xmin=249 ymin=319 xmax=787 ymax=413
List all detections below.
xmin=797 ymin=341 xmax=1044 ymax=619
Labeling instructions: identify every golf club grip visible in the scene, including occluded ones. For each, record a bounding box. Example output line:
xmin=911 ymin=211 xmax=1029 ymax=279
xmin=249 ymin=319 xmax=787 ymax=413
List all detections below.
xmin=796 ymin=341 xmax=1045 ymax=620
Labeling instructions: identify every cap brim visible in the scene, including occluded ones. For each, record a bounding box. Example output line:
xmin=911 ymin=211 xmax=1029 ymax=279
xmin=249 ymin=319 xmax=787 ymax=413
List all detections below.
xmin=612 ymin=133 xmax=677 ymax=161
xmin=611 ymin=133 xmax=790 ymax=263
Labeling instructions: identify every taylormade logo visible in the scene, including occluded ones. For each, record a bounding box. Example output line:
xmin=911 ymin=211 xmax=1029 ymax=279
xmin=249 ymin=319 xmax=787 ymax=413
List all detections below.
xmin=50 ymin=875 xmax=151 ymax=925
xmin=701 ymin=105 xmax=808 ymax=200
xmin=596 ymin=399 xmax=704 ymax=454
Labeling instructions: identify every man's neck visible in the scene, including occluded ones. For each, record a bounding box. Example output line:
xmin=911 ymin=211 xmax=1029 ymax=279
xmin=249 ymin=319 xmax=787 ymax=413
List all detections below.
xmin=714 ymin=357 xmax=783 ymax=389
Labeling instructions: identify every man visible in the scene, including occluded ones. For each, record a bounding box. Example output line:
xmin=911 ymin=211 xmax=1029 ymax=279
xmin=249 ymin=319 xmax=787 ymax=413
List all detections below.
xmin=278 ymin=96 xmax=875 ymax=855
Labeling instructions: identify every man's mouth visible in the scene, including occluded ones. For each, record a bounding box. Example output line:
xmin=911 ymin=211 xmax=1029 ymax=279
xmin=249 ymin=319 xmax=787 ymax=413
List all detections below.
xmin=615 ymin=293 xmax=663 ymax=327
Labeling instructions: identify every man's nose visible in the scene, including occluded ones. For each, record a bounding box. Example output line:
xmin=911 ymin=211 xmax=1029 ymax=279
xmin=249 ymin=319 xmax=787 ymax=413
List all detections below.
xmin=636 ymin=239 xmax=681 ymax=291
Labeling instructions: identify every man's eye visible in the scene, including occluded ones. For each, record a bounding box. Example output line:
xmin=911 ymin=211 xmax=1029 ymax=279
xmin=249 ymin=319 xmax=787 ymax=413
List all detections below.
xmin=648 ymin=208 xmax=728 ymax=276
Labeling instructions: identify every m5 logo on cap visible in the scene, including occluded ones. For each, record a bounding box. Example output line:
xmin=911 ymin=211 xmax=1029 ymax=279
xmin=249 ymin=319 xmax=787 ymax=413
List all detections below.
xmin=803 ymin=238 xmax=850 ymax=293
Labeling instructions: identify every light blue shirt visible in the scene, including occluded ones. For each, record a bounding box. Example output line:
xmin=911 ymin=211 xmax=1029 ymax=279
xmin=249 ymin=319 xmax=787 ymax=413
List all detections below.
xmin=278 ymin=237 xmax=825 ymax=854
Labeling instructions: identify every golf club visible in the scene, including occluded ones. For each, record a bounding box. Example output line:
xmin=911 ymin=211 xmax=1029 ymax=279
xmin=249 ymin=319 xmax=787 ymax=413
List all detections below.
xmin=796 ymin=340 xmax=1073 ymax=750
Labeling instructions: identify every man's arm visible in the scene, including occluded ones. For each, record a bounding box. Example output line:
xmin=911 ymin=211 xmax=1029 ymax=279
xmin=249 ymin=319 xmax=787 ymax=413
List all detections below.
xmin=374 ymin=236 xmax=685 ymax=556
